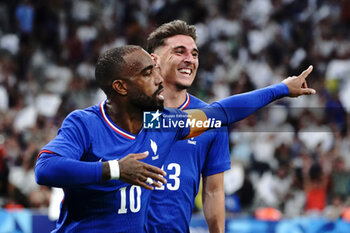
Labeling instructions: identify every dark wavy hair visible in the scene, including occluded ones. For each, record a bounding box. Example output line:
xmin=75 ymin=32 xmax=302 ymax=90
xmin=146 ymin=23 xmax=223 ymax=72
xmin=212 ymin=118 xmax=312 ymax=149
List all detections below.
xmin=146 ymin=20 xmax=196 ymax=53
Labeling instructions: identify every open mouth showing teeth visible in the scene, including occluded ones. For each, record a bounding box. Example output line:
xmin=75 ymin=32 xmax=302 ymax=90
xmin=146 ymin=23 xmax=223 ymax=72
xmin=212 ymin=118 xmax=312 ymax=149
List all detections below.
xmin=178 ymin=68 xmax=192 ymax=75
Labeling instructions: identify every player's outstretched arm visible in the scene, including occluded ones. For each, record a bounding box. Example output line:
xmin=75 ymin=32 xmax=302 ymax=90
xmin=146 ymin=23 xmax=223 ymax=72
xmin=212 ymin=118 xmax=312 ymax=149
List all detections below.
xmin=182 ymin=66 xmax=315 ymax=139
xmin=105 ymin=151 xmax=167 ymax=190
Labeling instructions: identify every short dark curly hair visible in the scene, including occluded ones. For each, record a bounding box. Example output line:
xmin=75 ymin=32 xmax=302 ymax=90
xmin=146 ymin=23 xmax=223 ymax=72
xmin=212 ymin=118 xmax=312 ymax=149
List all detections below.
xmin=95 ymin=45 xmax=142 ymax=97
xmin=146 ymin=20 xmax=196 ymax=53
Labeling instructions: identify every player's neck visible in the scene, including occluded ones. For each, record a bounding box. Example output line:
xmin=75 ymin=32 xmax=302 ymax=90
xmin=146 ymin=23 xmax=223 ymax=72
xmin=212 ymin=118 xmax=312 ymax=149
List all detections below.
xmin=162 ymin=84 xmax=188 ymax=108
xmin=105 ymin=99 xmax=143 ymax=134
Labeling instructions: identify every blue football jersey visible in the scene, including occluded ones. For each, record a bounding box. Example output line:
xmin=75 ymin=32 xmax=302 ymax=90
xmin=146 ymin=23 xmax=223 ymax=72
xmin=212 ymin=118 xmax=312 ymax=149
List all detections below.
xmin=147 ymin=93 xmax=231 ymax=232
xmin=41 ymin=101 xmax=189 ymax=233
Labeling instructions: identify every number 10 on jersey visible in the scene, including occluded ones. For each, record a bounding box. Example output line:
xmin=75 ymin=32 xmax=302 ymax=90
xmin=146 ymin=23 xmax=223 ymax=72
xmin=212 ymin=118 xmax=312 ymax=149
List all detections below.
xmin=118 ymin=185 xmax=141 ymax=214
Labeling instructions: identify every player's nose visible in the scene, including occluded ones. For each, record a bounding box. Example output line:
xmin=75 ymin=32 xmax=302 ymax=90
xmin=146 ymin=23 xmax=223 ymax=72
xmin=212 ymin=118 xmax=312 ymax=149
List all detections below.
xmin=183 ymin=53 xmax=196 ymax=64
xmin=154 ymin=68 xmax=163 ymax=85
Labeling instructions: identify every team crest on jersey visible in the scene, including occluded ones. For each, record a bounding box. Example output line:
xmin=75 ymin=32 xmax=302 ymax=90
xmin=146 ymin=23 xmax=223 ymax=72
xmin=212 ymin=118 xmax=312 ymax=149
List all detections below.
xmin=150 ymin=139 xmax=159 ymax=160
xmin=187 ymin=137 xmax=197 ymax=145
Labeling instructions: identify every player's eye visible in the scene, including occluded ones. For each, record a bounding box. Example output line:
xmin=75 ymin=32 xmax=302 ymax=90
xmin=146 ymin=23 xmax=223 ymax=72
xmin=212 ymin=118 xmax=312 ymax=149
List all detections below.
xmin=142 ymin=68 xmax=152 ymax=77
xmin=175 ymin=49 xmax=184 ymax=54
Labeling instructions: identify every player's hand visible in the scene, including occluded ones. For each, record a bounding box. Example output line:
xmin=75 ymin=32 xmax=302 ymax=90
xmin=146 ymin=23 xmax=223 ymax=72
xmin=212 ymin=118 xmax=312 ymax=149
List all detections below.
xmin=282 ymin=65 xmax=316 ymax=97
xmin=118 ymin=151 xmax=167 ymax=190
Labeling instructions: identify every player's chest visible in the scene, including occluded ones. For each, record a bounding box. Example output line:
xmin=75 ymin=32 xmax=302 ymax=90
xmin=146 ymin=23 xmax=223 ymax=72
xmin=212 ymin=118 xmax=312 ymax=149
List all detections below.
xmin=87 ymin=131 xmax=176 ymax=166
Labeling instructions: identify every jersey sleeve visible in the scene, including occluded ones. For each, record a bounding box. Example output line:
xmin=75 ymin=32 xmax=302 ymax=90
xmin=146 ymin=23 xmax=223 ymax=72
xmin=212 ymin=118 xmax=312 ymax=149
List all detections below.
xmin=35 ymin=152 xmax=102 ymax=187
xmin=202 ymin=127 xmax=231 ymax=177
xmin=42 ymin=110 xmax=90 ymax=159
xmin=161 ymin=108 xmax=191 ymax=140
xmin=35 ymin=111 xmax=102 ymax=187
xmin=201 ymin=84 xmax=288 ymax=174
xmin=202 ymin=83 xmax=289 ymax=125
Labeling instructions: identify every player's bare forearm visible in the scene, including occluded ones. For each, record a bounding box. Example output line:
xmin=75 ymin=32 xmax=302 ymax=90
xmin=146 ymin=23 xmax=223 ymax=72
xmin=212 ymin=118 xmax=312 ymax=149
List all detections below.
xmin=202 ymin=173 xmax=225 ymax=233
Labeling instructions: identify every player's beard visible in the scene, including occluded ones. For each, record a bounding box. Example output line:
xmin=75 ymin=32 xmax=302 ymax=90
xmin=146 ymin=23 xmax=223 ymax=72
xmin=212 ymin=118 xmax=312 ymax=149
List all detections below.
xmin=130 ymin=85 xmax=164 ymax=111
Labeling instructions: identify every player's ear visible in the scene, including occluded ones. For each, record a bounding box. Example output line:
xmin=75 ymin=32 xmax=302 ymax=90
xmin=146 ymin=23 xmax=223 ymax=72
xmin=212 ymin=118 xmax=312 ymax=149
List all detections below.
xmin=112 ymin=79 xmax=128 ymax=96
xmin=150 ymin=53 xmax=160 ymax=68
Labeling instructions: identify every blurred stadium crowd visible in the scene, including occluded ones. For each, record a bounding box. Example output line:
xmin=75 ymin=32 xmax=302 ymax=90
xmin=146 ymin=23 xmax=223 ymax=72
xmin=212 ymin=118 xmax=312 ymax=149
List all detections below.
xmin=0 ymin=0 xmax=350 ymax=221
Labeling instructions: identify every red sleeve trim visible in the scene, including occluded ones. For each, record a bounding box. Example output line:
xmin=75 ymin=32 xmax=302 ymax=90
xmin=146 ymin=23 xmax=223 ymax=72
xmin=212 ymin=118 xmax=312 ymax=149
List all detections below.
xmin=37 ymin=150 xmax=55 ymax=159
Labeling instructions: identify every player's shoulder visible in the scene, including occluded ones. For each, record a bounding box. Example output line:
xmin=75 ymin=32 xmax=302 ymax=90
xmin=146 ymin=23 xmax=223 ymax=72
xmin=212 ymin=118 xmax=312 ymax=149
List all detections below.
xmin=64 ymin=103 xmax=101 ymax=125
xmin=187 ymin=94 xmax=208 ymax=109
xmin=162 ymin=107 xmax=183 ymax=116
xmin=67 ymin=104 xmax=99 ymax=117
xmin=188 ymin=94 xmax=229 ymax=137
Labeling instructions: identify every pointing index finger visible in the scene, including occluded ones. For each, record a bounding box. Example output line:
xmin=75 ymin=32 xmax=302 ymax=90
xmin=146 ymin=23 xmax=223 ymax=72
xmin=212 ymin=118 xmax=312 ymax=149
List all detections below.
xmin=299 ymin=65 xmax=313 ymax=79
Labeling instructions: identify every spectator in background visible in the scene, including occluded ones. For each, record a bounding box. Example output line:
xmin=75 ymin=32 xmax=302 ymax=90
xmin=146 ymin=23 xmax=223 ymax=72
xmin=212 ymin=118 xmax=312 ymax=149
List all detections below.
xmin=0 ymin=133 xmax=8 ymax=203
xmin=329 ymin=157 xmax=350 ymax=202
xmin=284 ymin=170 xmax=306 ymax=218
xmin=255 ymin=163 xmax=293 ymax=209
xmin=224 ymin=160 xmax=255 ymax=215
xmin=7 ymin=143 xmax=49 ymax=208
xmin=324 ymin=195 xmax=345 ymax=221
xmin=304 ymin=163 xmax=328 ymax=215
xmin=15 ymin=0 xmax=34 ymax=35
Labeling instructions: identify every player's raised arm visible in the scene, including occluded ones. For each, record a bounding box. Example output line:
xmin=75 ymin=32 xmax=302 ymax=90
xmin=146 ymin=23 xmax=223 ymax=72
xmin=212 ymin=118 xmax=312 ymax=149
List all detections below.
xmin=183 ymin=66 xmax=316 ymax=139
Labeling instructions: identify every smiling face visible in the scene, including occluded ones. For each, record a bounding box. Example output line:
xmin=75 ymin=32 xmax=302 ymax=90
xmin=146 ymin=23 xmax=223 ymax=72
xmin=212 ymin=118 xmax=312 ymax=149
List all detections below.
xmin=122 ymin=49 xmax=164 ymax=111
xmin=154 ymin=34 xmax=199 ymax=90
